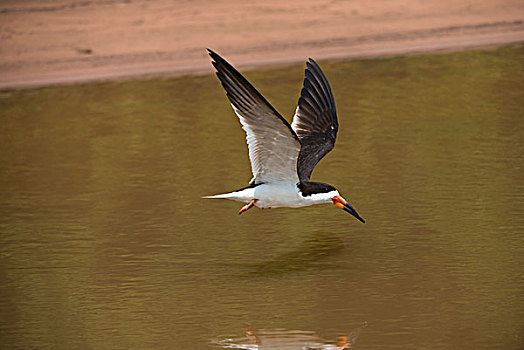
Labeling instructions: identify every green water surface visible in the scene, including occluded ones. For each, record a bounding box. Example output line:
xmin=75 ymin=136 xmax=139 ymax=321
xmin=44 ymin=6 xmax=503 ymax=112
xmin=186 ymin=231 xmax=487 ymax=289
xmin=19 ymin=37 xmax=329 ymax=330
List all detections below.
xmin=1 ymin=46 xmax=523 ymax=349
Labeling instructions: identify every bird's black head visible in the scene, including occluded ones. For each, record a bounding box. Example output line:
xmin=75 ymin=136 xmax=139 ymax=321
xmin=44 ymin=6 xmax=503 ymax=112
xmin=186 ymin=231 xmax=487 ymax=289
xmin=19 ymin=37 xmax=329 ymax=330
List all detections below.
xmin=298 ymin=182 xmax=365 ymax=223
xmin=298 ymin=181 xmax=336 ymax=196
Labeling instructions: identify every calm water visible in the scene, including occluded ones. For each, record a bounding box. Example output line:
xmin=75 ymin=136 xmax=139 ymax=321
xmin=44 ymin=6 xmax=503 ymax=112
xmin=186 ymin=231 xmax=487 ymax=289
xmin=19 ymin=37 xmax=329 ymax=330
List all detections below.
xmin=1 ymin=46 xmax=523 ymax=350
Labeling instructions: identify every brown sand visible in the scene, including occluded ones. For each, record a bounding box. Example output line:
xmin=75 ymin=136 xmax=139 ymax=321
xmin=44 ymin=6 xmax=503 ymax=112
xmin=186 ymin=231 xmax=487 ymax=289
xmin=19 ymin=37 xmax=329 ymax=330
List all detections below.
xmin=1 ymin=0 xmax=523 ymax=89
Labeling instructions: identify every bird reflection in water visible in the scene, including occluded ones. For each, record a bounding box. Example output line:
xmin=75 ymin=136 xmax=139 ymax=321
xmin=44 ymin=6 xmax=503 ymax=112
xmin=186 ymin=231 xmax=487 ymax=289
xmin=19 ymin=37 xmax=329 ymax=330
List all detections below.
xmin=215 ymin=323 xmax=366 ymax=349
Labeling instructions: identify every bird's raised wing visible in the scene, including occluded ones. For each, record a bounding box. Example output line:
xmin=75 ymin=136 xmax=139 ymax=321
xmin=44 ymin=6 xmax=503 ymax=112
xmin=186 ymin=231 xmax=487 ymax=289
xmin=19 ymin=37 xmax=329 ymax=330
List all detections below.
xmin=291 ymin=58 xmax=339 ymax=182
xmin=208 ymin=49 xmax=301 ymax=185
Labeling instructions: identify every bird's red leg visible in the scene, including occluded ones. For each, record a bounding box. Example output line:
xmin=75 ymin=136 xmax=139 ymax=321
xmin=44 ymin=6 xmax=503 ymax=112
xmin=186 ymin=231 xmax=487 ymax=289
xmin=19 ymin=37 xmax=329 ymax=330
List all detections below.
xmin=238 ymin=199 xmax=258 ymax=215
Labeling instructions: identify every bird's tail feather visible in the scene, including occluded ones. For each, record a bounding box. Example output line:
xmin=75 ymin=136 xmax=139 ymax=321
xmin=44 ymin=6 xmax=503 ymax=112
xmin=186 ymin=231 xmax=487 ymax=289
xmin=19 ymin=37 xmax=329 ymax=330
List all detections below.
xmin=201 ymin=193 xmax=235 ymax=199
xmin=202 ymin=187 xmax=255 ymax=202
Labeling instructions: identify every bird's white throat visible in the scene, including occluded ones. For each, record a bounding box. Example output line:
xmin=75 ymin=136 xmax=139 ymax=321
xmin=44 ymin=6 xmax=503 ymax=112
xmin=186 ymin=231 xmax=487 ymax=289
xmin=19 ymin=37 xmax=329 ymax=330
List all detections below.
xmin=299 ymin=189 xmax=340 ymax=204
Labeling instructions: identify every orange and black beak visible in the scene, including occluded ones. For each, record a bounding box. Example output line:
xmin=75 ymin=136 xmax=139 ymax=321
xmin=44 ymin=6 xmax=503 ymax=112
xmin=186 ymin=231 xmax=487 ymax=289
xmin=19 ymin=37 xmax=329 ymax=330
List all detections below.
xmin=331 ymin=195 xmax=365 ymax=223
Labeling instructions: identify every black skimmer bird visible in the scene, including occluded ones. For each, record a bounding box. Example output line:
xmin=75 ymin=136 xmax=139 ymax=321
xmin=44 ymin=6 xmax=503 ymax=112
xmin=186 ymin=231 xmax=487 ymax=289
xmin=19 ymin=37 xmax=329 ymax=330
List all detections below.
xmin=203 ymin=49 xmax=365 ymax=223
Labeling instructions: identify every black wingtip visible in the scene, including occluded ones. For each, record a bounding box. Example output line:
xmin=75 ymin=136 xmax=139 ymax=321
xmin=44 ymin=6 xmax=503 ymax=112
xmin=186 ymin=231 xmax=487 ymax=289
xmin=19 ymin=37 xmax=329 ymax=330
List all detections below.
xmin=307 ymin=57 xmax=319 ymax=67
xmin=207 ymin=49 xmax=234 ymax=73
xmin=208 ymin=49 xmax=227 ymax=66
xmin=207 ymin=49 xmax=225 ymax=76
xmin=207 ymin=48 xmax=218 ymax=61
xmin=306 ymin=58 xmax=323 ymax=74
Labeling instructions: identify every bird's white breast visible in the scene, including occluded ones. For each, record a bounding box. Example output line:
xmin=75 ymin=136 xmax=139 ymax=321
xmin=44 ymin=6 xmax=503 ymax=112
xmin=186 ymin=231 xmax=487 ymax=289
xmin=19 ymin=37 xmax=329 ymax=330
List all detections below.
xmin=253 ymin=184 xmax=337 ymax=208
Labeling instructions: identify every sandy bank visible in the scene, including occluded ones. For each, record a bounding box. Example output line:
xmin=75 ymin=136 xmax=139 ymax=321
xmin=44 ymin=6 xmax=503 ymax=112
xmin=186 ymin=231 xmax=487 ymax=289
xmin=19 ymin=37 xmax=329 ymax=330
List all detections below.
xmin=1 ymin=0 xmax=523 ymax=89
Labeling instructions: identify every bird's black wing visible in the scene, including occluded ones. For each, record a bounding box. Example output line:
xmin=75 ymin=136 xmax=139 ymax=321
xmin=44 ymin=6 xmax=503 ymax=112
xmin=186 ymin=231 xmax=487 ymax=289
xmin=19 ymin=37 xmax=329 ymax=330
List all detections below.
xmin=208 ymin=49 xmax=301 ymax=185
xmin=291 ymin=59 xmax=339 ymax=182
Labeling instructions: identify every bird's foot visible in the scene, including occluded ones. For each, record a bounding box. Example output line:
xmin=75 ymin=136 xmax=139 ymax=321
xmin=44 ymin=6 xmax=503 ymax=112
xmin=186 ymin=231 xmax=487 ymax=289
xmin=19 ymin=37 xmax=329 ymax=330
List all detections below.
xmin=238 ymin=199 xmax=258 ymax=215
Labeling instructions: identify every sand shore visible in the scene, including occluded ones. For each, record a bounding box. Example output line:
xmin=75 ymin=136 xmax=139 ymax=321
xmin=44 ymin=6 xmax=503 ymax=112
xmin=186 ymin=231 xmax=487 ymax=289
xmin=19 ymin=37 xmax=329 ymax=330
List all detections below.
xmin=1 ymin=0 xmax=523 ymax=89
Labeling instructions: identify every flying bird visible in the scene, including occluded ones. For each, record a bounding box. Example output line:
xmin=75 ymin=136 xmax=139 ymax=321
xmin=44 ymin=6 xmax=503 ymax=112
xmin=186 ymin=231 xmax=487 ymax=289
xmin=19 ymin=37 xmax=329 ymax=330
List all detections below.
xmin=203 ymin=49 xmax=365 ymax=223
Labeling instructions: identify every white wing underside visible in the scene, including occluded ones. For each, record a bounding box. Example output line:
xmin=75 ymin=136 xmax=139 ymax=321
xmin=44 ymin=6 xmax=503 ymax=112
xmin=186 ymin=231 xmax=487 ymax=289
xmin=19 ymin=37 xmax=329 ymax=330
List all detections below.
xmin=207 ymin=50 xmax=301 ymax=186
xmin=232 ymin=105 xmax=300 ymax=185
